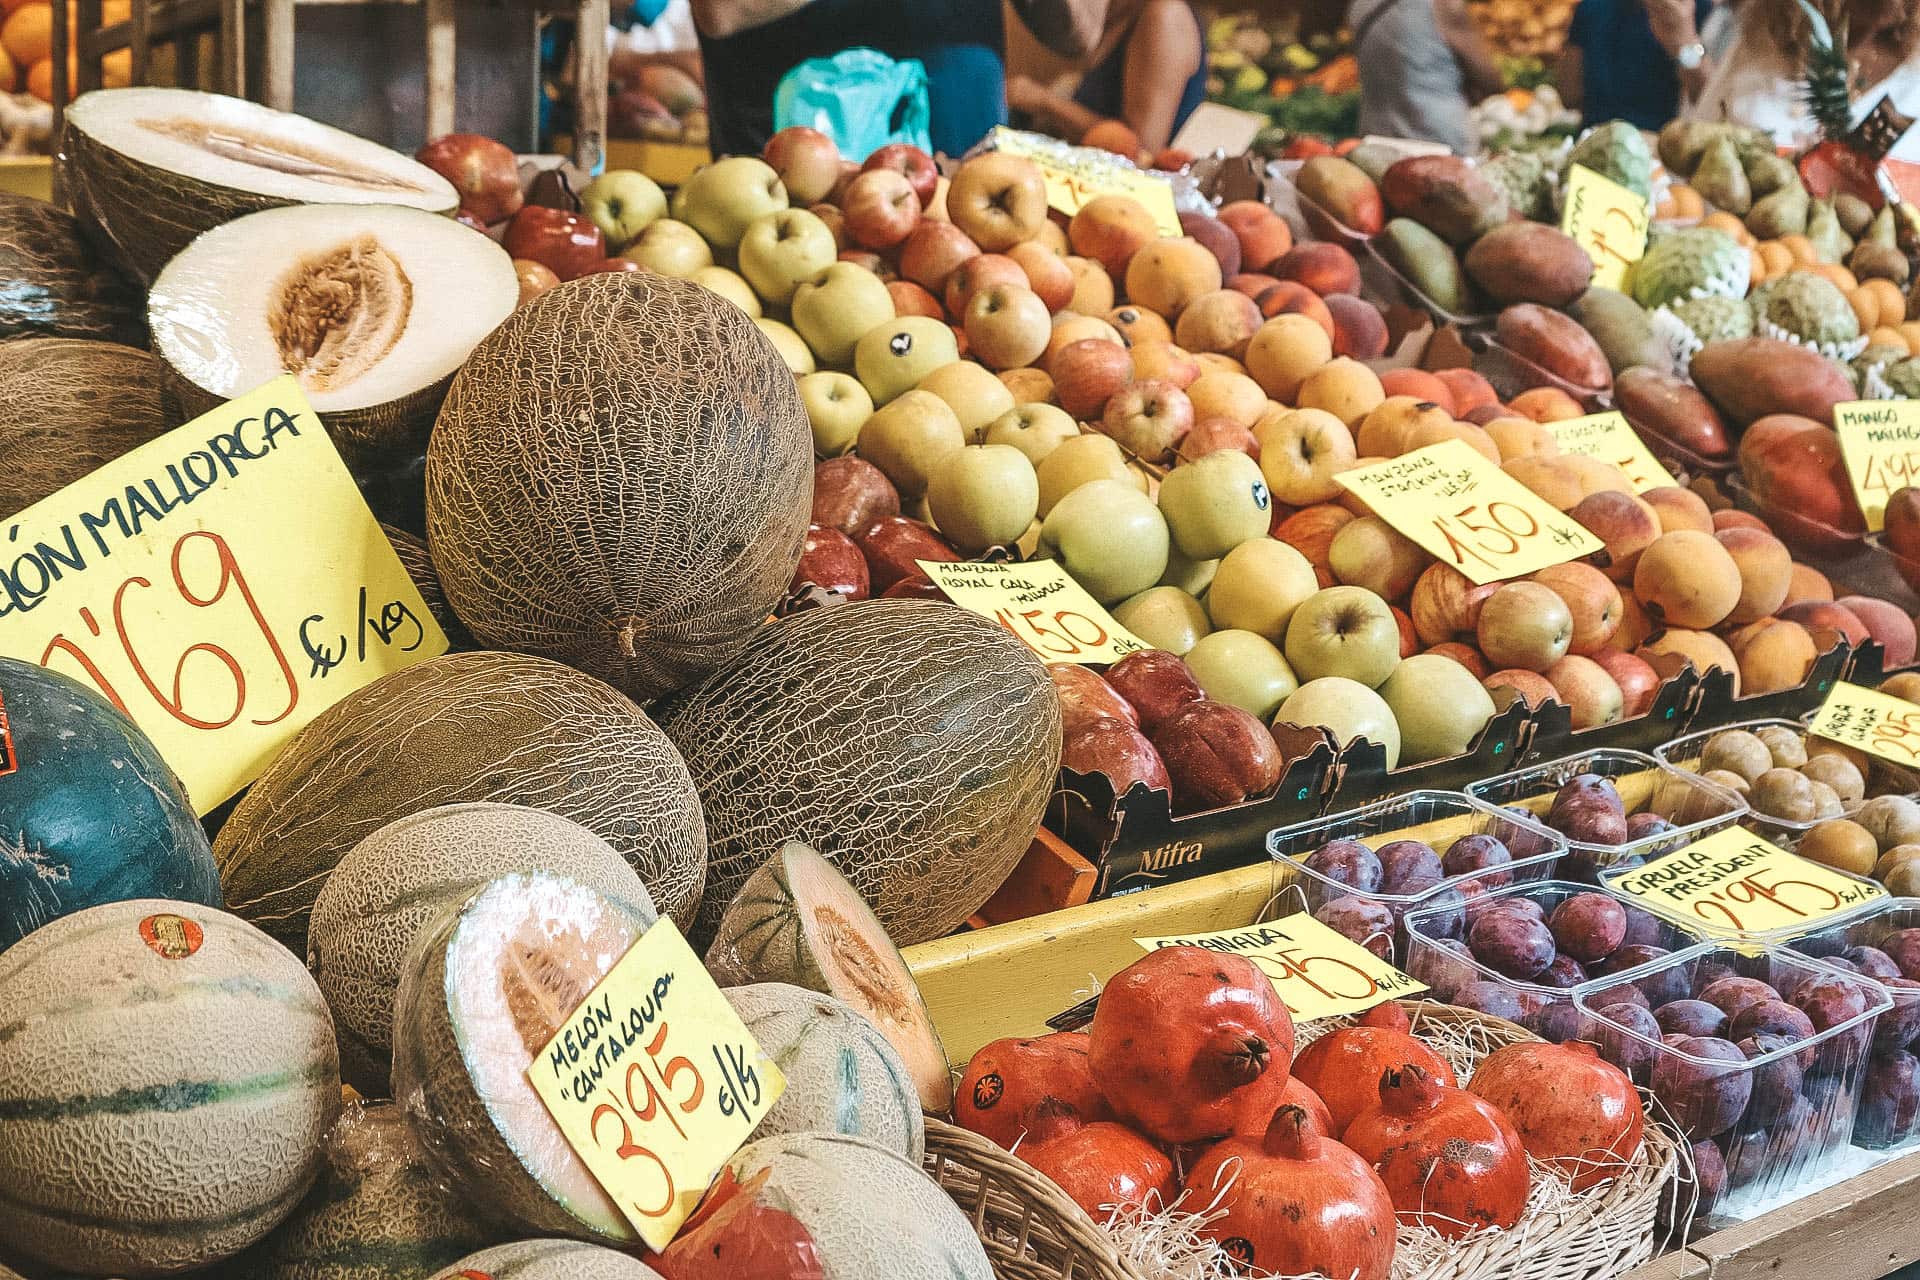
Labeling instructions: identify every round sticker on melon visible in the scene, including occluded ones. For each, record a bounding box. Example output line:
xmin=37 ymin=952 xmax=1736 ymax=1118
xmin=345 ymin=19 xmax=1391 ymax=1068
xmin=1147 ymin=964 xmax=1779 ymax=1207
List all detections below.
xmin=139 ymin=912 xmax=204 ymax=959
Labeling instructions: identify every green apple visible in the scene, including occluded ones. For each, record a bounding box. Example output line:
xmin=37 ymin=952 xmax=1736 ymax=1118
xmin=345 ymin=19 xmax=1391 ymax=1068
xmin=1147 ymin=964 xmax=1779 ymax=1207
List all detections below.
xmin=798 ymin=371 xmax=873 ymax=456
xmin=620 ymin=218 xmax=711 ymax=277
xmin=1159 ymin=544 xmax=1219 ymax=595
xmin=856 ymin=389 xmax=964 ymax=497
xmin=926 ymin=444 xmax=1039 ymax=552
xmin=1113 ymin=586 xmax=1210 ymax=654
xmin=1206 ymin=539 xmax=1316 ymax=640
xmin=1377 ymin=653 xmax=1496 ymax=764
xmin=1155 ymin=450 xmax=1273 ymax=561
xmin=984 ymin=403 xmax=1079 ymax=466
xmin=854 ymin=317 xmax=959 ymax=405
xmin=918 ymin=361 xmax=1015 ymax=442
xmin=679 ymin=155 xmax=788 ymax=251
xmin=792 ymin=262 xmax=896 ymax=368
xmin=579 ymin=169 xmax=666 ymax=251
xmin=1038 ymin=479 xmax=1169 ymax=604
xmin=737 ymin=208 xmax=837 ymax=306
xmin=1284 ymin=585 xmax=1401 ymax=687
xmin=755 ymin=318 xmax=815 ymax=374
xmin=1185 ymin=629 xmax=1298 ymax=719
xmin=1276 ymin=677 xmax=1401 ymax=769
xmin=690 ymin=265 xmax=761 ymax=317
xmin=1036 ymin=433 xmax=1131 ymax=516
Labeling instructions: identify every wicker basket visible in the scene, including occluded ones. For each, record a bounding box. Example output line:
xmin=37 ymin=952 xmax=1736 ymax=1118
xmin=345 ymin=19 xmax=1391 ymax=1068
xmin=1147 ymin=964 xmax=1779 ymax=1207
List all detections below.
xmin=926 ymin=999 xmax=1680 ymax=1280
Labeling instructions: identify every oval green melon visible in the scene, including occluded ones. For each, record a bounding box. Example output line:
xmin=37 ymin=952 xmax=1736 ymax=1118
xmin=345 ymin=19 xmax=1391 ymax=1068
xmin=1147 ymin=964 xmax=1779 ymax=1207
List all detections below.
xmin=0 ymin=658 xmax=217 ymax=954
xmin=724 ymin=982 xmax=925 ymax=1160
xmin=310 ymin=801 xmax=658 ymax=1094
xmin=0 ymin=339 xmax=180 ymax=518
xmin=213 ymin=650 xmax=705 ymax=951
xmin=653 ymin=599 xmax=1061 ymax=946
xmin=0 ymin=194 xmax=145 ymax=345
xmin=425 ymin=271 xmax=812 ymax=704
xmin=427 ymin=1241 xmax=664 ymax=1280
xmin=708 ymin=843 xmax=950 ymax=1112
xmin=0 ymin=898 xmax=339 ymax=1276
xmin=392 ymin=873 xmax=646 ymax=1242
xmin=229 ymin=1101 xmax=496 ymax=1280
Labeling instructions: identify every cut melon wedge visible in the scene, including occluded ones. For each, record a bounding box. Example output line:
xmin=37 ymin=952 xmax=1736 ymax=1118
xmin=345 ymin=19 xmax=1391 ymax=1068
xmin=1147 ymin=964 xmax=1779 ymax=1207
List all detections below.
xmin=149 ymin=203 xmax=517 ymax=463
xmin=707 ymin=842 xmax=951 ymax=1112
xmin=61 ymin=88 xmax=458 ymax=284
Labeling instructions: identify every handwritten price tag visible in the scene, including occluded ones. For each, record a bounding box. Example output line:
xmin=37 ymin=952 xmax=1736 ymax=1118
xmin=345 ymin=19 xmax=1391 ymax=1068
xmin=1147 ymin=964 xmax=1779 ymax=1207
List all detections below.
xmin=1136 ymin=912 xmax=1426 ymax=1022
xmin=1334 ymin=438 xmax=1603 ymax=584
xmin=525 ymin=920 xmax=785 ymax=1249
xmin=1834 ymin=400 xmax=1920 ymax=532
xmin=919 ymin=559 xmax=1149 ymax=665
xmin=1548 ymin=412 xmax=1674 ymax=493
xmin=1807 ymin=680 xmax=1920 ymax=767
xmin=991 ymin=127 xmax=1182 ymax=235
xmin=0 ymin=377 xmax=445 ymax=811
xmin=1561 ymin=163 xmax=1650 ymax=292
xmin=1610 ymin=826 xmax=1883 ymax=938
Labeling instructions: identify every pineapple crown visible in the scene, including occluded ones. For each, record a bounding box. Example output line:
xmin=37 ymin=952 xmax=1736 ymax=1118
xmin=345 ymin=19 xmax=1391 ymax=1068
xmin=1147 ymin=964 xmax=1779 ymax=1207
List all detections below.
xmin=1797 ymin=0 xmax=1854 ymax=139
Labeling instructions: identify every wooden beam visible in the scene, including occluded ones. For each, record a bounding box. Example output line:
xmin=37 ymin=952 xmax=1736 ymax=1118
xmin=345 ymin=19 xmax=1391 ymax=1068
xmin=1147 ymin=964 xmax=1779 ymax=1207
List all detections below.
xmin=1683 ymin=1150 xmax=1920 ymax=1280
xmin=261 ymin=0 xmax=294 ymax=109
xmin=219 ymin=0 xmax=244 ymax=97
xmin=571 ymin=0 xmax=607 ymax=173
xmin=74 ymin=0 xmax=103 ymax=92
xmin=130 ymin=0 xmax=151 ymax=89
xmin=423 ymin=0 xmax=455 ymax=139
xmin=1618 ymin=1251 xmax=1709 ymax=1280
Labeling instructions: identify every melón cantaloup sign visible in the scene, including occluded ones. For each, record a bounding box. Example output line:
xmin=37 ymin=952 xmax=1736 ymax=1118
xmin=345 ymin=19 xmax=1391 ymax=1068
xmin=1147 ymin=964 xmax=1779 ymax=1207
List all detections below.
xmin=0 ymin=375 xmax=446 ymax=810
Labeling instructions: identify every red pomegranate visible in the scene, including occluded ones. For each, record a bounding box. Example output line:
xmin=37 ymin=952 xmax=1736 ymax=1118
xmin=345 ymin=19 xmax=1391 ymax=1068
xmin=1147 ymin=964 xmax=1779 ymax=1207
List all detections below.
xmin=1342 ymin=1065 xmax=1531 ymax=1238
xmin=955 ymin=1032 xmax=1112 ymax=1149
xmin=1021 ymin=1107 xmax=1178 ymax=1222
xmin=1089 ymin=946 xmax=1296 ymax=1144
xmin=1185 ymin=1107 xmax=1397 ymax=1280
xmin=1291 ymin=1002 xmax=1458 ymax=1135
xmin=654 ymin=1166 xmax=826 ymax=1279
xmin=1468 ymin=1040 xmax=1645 ymax=1191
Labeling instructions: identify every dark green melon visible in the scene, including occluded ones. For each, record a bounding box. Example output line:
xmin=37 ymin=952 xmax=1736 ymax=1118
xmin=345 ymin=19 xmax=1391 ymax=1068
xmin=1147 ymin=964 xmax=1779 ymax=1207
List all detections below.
xmin=0 ymin=657 xmax=217 ymax=953
xmin=0 ymin=194 xmax=145 ymax=345
xmin=0 ymin=339 xmax=181 ymax=518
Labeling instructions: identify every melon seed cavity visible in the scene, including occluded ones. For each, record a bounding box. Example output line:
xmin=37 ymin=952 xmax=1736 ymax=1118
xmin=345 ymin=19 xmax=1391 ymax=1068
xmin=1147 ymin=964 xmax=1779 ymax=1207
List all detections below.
xmin=269 ymin=235 xmax=413 ymax=393
xmin=140 ymin=117 xmax=426 ymax=191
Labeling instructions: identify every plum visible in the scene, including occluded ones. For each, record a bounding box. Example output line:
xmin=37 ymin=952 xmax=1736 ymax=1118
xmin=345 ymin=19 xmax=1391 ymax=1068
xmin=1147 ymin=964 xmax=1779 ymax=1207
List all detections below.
xmin=1451 ymin=980 xmax=1529 ymax=1022
xmin=1376 ymin=839 xmax=1444 ymax=895
xmin=1549 ymin=774 xmax=1630 ymax=845
xmin=1736 ymin=1034 xmax=1805 ymax=1126
xmin=1468 ymin=895 xmax=1545 ymax=926
xmin=1690 ymin=1138 xmax=1728 ymax=1222
xmin=1874 ymin=978 xmax=1920 ymax=1053
xmin=1620 ymin=907 xmax=1669 ymax=950
xmin=1468 ymin=910 xmax=1556 ymax=980
xmin=1845 ymin=945 xmax=1903 ymax=981
xmin=1549 ymin=891 xmax=1629 ymax=963
xmin=1596 ymin=1003 xmax=1663 ymax=1080
xmin=1588 ymin=982 xmax=1652 ymax=1011
xmin=1652 ymin=1036 xmax=1754 ymax=1139
xmin=1693 ymin=959 xmax=1738 ymax=991
xmin=1656 ymin=1000 xmax=1729 ymax=1039
xmin=1414 ymin=938 xmax=1477 ymax=999
xmin=1535 ymin=954 xmax=1589 ymax=988
xmin=1303 ymin=837 xmax=1383 ymax=894
xmin=1880 ymin=928 xmax=1920 ymax=980
xmin=1442 ymin=833 xmax=1513 ymax=885
xmin=1626 ymin=811 xmax=1677 ymax=840
xmin=1499 ymin=809 xmax=1560 ymax=860
xmin=1314 ymin=895 xmax=1396 ymax=958
xmin=1418 ymin=886 xmax=1469 ymax=942
xmin=1857 ymin=1052 xmax=1920 ymax=1149
xmin=1728 ymin=1000 xmax=1818 ymax=1067
xmin=1722 ymin=1096 xmax=1817 ymax=1190
xmin=1595 ymin=943 xmax=1689 ymax=1007
xmin=1529 ymin=999 xmax=1583 ymax=1042
xmin=1698 ymin=976 xmax=1781 ymax=1021
xmin=1791 ymin=974 xmax=1874 ymax=1071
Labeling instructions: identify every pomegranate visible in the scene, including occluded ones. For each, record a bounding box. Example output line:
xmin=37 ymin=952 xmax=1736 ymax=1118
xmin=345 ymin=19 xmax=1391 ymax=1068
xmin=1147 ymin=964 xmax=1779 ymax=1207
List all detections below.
xmin=1021 ymin=1106 xmax=1178 ymax=1222
xmin=654 ymin=1166 xmax=826 ymax=1279
xmin=1185 ymin=1107 xmax=1396 ymax=1280
xmin=1468 ymin=1040 xmax=1645 ymax=1190
xmin=1342 ymin=1065 xmax=1531 ymax=1238
xmin=955 ymin=1032 xmax=1112 ymax=1149
xmin=1089 ymin=946 xmax=1295 ymax=1144
xmin=1291 ymin=1002 xmax=1457 ymax=1134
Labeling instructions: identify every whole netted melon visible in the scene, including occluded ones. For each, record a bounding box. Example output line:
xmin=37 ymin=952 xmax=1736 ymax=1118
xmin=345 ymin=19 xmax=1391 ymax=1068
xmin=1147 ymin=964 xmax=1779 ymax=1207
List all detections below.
xmin=426 ymin=272 xmax=812 ymax=704
xmin=0 ymin=658 xmax=216 ymax=953
xmin=653 ymin=599 xmax=1060 ymax=945
xmin=0 ymin=194 xmax=145 ymax=344
xmin=213 ymin=651 xmax=705 ymax=951
xmin=0 ymin=339 xmax=181 ymax=517
xmin=428 ymin=1241 xmax=663 ymax=1280
xmin=380 ymin=524 xmax=471 ymax=649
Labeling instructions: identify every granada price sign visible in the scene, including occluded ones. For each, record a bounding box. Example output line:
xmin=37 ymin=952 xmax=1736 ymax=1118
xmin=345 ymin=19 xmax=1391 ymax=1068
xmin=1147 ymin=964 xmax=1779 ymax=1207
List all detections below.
xmin=1561 ymin=163 xmax=1649 ymax=292
xmin=1547 ymin=412 xmax=1674 ymax=493
xmin=1807 ymin=680 xmax=1920 ymax=768
xmin=0 ymin=377 xmax=445 ymax=812
xmin=1334 ymin=438 xmax=1604 ymax=584
xmin=526 ymin=919 xmax=786 ymax=1249
xmin=919 ymin=558 xmax=1150 ymax=665
xmin=1834 ymin=399 xmax=1920 ymax=531
xmin=990 ymin=126 xmax=1182 ymax=235
xmin=1136 ymin=912 xmax=1426 ymax=1022
xmin=1610 ymin=826 xmax=1883 ymax=938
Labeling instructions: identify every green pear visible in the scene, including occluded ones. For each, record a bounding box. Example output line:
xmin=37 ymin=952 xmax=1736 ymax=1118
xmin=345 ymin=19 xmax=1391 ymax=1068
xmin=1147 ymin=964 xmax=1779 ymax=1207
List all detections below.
xmin=1113 ymin=586 xmax=1211 ymax=654
xmin=1745 ymin=183 xmax=1808 ymax=239
xmin=926 ymin=444 xmax=1040 ymax=552
xmin=1692 ymin=137 xmax=1751 ymax=217
xmin=1806 ymin=197 xmax=1853 ymax=264
xmin=1186 ymin=629 xmax=1298 ymax=719
xmin=1038 ymin=480 xmax=1169 ymax=604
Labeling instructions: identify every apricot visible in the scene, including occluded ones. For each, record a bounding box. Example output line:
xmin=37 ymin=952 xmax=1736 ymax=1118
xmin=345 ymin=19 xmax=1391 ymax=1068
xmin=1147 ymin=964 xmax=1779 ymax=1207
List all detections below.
xmin=1641 ymin=485 xmax=1715 ymax=534
xmin=1785 ymin=562 xmax=1835 ymax=604
xmin=1174 ymin=290 xmax=1263 ymax=359
xmin=1130 ymin=339 xmax=1199 ymax=388
xmin=1126 ymin=237 xmax=1223 ymax=321
xmin=1245 ymin=314 xmax=1333 ymax=402
xmin=1294 ymin=357 xmax=1384 ymax=428
xmin=1187 ymin=370 xmax=1267 ymax=428
xmin=1714 ymin=526 xmax=1792 ymax=624
xmin=1711 ymin=509 xmax=1769 ymax=533
xmin=1508 ymin=386 xmax=1585 ymax=422
xmin=1637 ymin=629 xmax=1740 ymax=694
xmin=1613 ymin=592 xmax=1655 ymax=650
xmin=1484 ymin=416 xmax=1558 ymax=461
xmin=1107 ymin=304 xmax=1172 ymax=346
xmin=1376 ymin=368 xmax=1455 ymax=413
xmin=1568 ymin=490 xmax=1661 ymax=583
xmin=1635 ymin=530 xmax=1743 ymax=629
xmin=1255 ymin=280 xmax=1336 ymax=338
xmin=1194 ymin=352 xmax=1247 ymax=377
xmin=1401 ymin=417 xmax=1501 ymax=465
xmin=1354 ymin=396 xmax=1449 ymax=458
xmin=1727 ymin=617 xmax=1819 ymax=695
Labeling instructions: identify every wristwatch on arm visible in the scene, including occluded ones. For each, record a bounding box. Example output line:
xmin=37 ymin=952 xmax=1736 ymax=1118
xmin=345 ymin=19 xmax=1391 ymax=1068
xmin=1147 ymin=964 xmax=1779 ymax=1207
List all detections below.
xmin=1675 ymin=41 xmax=1706 ymax=70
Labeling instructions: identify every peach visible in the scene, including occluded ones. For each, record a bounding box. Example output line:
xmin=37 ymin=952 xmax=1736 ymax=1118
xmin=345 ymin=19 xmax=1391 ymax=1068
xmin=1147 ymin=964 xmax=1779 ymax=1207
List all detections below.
xmin=1641 ymin=485 xmax=1714 ymax=534
xmin=1275 ymin=504 xmax=1354 ymax=589
xmin=1485 ymin=668 xmax=1560 ymax=711
xmin=946 ymin=253 xmax=1027 ymax=317
xmin=1531 ymin=562 xmax=1623 ymax=655
xmin=1033 ymin=219 xmax=1070 ymax=254
xmin=1331 ymin=515 xmax=1430 ymax=601
xmin=1635 ymin=530 xmax=1743 ymax=630
xmin=1245 ymin=314 xmax=1334 ymax=402
xmin=1180 ymin=210 xmax=1243 ymax=278
xmin=1464 ymin=404 xmax=1515 ymax=426
xmin=1108 ymin=303 xmax=1172 ymax=346
xmin=1547 ymin=655 xmax=1625 ymax=729
xmin=1082 ymin=118 xmax=1143 ymax=158
xmin=1711 ymin=509 xmax=1769 ymax=533
xmin=1050 ymin=339 xmax=1135 ymax=420
xmin=1410 ymin=562 xmax=1498 ymax=646
xmin=1180 ymin=416 xmax=1261 ymax=461
xmin=1593 ymin=649 xmax=1661 ymax=717
xmin=1228 ymin=272 xmax=1282 ymax=299
xmin=1714 ymin=526 xmax=1792 ymax=624
xmin=1255 ymin=281 xmax=1336 ymax=338
xmin=1064 ymin=256 xmax=1115 ymax=315
xmin=1008 ymin=240 xmax=1074 ymax=312
xmin=1294 ymin=358 xmax=1385 ymax=429
xmin=1785 ymin=562 xmax=1834 ymax=604
xmin=1187 ymin=370 xmax=1268 ymax=429
xmin=1838 ymin=595 xmax=1918 ymax=667
xmin=1562 ymin=455 xmax=1635 ymax=501
xmin=1131 ymin=339 xmax=1200 ymax=388
xmin=1727 ymin=618 xmax=1819 ymax=695
xmin=1637 ymin=629 xmax=1741 ymax=694
xmin=1000 ymin=366 xmax=1054 ymax=403
xmin=1044 ymin=314 xmax=1125 ymax=367
xmin=1194 ymin=353 xmax=1247 ymax=376
xmin=1507 ymin=387 xmax=1587 ymax=423
xmin=1068 ymin=195 xmax=1158 ymax=275
xmin=1430 ymin=642 xmax=1491 ymax=679
xmin=1613 ymin=592 xmax=1654 ymax=651
xmin=1356 ymin=396 xmax=1452 ymax=459
xmin=1402 ymin=418 xmax=1501 ymax=466
xmin=1376 ymin=368 xmax=1455 ymax=413
xmin=1567 ymin=490 xmax=1660 ymax=583
xmin=1780 ymin=600 xmax=1870 ymax=652
xmin=1325 ymin=295 xmax=1389 ymax=360
xmin=1175 ymin=290 xmax=1264 ymax=358
xmin=1503 ymin=455 xmax=1588 ymax=511
xmin=1485 ymin=416 xmax=1558 ymax=462
xmin=1218 ymin=200 xmax=1294 ymax=272
xmin=1127 ymin=238 xmax=1224 ymax=321
xmin=1272 ymin=242 xmax=1361 ymax=297
xmin=888 ymin=279 xmax=947 ymax=319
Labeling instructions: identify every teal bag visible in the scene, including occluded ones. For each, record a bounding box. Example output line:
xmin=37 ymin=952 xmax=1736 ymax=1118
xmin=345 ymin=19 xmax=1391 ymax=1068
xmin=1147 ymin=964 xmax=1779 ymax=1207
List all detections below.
xmin=773 ymin=47 xmax=931 ymax=162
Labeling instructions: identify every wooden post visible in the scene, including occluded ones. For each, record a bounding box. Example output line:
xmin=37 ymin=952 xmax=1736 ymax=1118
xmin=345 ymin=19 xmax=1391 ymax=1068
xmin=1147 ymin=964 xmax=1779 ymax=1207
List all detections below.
xmin=50 ymin=0 xmax=68 ymax=206
xmin=129 ymin=0 xmax=151 ymax=87
xmin=74 ymin=0 xmax=102 ymax=92
xmin=423 ymin=0 xmax=455 ymax=140
xmin=219 ymin=0 xmax=244 ymax=96
xmin=262 ymin=0 xmax=294 ymax=109
xmin=570 ymin=0 xmax=607 ymax=173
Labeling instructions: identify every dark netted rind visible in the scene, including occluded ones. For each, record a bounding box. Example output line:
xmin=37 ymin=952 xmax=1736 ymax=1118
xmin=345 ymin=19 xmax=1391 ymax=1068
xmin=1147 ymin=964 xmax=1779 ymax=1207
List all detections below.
xmin=0 ymin=194 xmax=146 ymax=344
xmin=0 ymin=338 xmax=180 ymax=518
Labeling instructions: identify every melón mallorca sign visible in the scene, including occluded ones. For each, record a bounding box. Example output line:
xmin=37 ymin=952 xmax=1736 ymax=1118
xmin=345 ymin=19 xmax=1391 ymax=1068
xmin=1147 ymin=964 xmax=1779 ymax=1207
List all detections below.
xmin=0 ymin=377 xmax=446 ymax=811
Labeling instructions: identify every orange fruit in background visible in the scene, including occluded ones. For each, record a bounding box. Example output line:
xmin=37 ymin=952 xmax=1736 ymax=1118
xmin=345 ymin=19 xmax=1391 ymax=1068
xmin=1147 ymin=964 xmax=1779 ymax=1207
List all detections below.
xmin=26 ymin=54 xmax=55 ymax=101
xmin=0 ymin=0 xmax=37 ymax=18
xmin=3 ymin=3 xmax=52 ymax=68
xmin=100 ymin=43 xmax=126 ymax=85
xmin=0 ymin=44 xmax=14 ymax=92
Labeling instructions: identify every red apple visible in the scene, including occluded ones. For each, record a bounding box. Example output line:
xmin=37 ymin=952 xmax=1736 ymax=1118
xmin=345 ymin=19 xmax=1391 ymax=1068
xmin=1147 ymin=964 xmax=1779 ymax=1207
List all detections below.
xmin=1064 ymin=715 xmax=1171 ymax=798
xmin=812 ymin=456 xmax=900 ymax=535
xmin=863 ymin=143 xmax=940 ymax=207
xmin=839 ymin=248 xmax=892 ymax=277
xmin=946 ymin=253 xmax=1027 ymax=319
xmin=811 ymin=202 xmax=849 ymax=249
xmin=854 ymin=516 xmax=959 ymax=590
xmin=763 ymin=126 xmax=842 ymax=205
xmin=842 ymin=169 xmax=922 ymax=250
xmin=1101 ymin=379 xmax=1194 ymax=463
xmin=1180 ymin=416 xmax=1260 ymax=461
xmin=1051 ymin=338 xmax=1134 ymax=420
xmin=1105 ymin=649 xmax=1204 ymax=734
xmin=888 ymin=279 xmax=946 ymax=319
xmin=576 ymin=257 xmax=645 ymax=275
xmin=1052 ymin=663 xmax=1140 ymax=737
xmin=1007 ymin=240 xmax=1075 ymax=312
xmin=790 ymin=524 xmax=870 ymax=600
xmin=512 ymin=258 xmax=559 ymax=306
xmin=899 ymin=221 xmax=981 ymax=293
xmin=502 ymin=206 xmax=606 ymax=281
xmin=416 ymin=133 xmax=524 ymax=224
xmin=1592 ymin=649 xmax=1660 ymax=718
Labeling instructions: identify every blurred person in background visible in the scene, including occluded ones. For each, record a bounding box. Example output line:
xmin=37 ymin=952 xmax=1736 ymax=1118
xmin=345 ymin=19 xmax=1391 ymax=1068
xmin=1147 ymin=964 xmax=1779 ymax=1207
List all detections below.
xmin=1005 ymin=0 xmax=1207 ymax=155
xmin=1348 ymin=0 xmax=1504 ymax=151
xmin=1558 ymin=0 xmax=1713 ymax=129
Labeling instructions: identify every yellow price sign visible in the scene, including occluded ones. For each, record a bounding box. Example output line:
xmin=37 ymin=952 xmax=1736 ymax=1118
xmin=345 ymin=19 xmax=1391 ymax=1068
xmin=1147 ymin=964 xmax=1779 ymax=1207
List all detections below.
xmin=525 ymin=919 xmax=785 ymax=1249
xmin=990 ymin=127 xmax=1182 ymax=236
xmin=1610 ymin=826 xmax=1883 ymax=938
xmin=1334 ymin=438 xmax=1604 ymax=584
xmin=0 ymin=377 xmax=445 ymax=812
xmin=1808 ymin=680 xmax=1920 ymax=767
xmin=1561 ymin=163 xmax=1650 ymax=292
xmin=919 ymin=558 xmax=1150 ymax=665
xmin=1548 ymin=412 xmax=1674 ymax=493
xmin=1834 ymin=400 xmax=1920 ymax=532
xmin=1136 ymin=912 xmax=1426 ymax=1022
